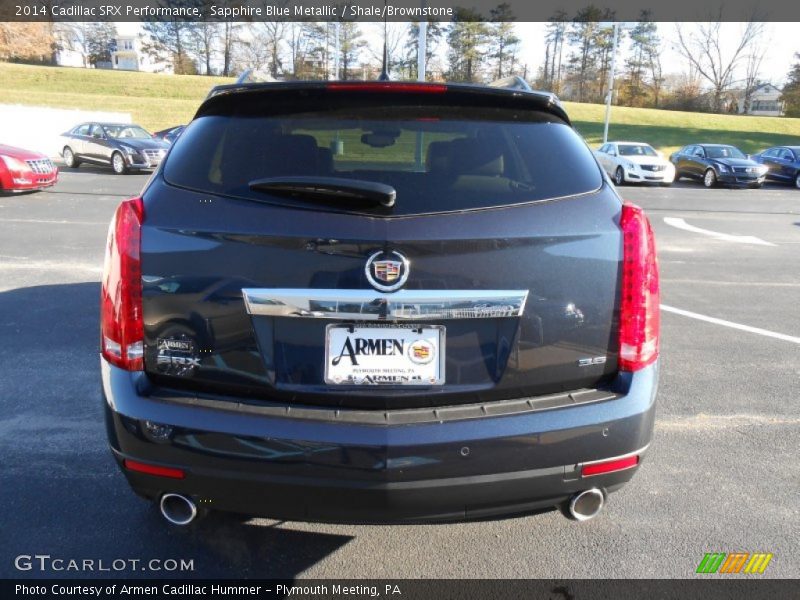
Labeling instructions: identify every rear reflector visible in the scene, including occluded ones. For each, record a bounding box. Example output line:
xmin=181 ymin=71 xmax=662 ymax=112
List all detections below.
xmin=582 ymin=455 xmax=639 ymax=477
xmin=326 ymin=82 xmax=447 ymax=94
xmin=123 ymin=459 xmax=185 ymax=479
xmin=100 ymin=197 xmax=144 ymax=371
xmin=618 ymin=203 xmax=660 ymax=371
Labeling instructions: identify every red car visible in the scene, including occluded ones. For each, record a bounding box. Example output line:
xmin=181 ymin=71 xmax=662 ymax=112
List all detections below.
xmin=0 ymin=144 xmax=58 ymax=192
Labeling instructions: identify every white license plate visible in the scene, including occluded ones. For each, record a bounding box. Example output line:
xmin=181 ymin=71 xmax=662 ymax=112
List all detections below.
xmin=325 ymin=324 xmax=445 ymax=386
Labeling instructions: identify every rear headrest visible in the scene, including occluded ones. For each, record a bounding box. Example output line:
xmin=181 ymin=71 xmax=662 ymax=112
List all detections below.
xmin=448 ymin=138 xmax=504 ymax=177
xmin=426 ymin=140 xmax=451 ymax=174
xmin=264 ymin=134 xmax=319 ymax=175
xmin=318 ymin=147 xmax=333 ymax=174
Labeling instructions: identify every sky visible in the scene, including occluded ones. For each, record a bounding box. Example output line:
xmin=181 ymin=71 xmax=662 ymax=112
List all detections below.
xmin=117 ymin=21 xmax=799 ymax=85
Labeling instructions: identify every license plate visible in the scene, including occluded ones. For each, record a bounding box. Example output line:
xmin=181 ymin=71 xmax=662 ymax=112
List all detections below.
xmin=325 ymin=324 xmax=444 ymax=386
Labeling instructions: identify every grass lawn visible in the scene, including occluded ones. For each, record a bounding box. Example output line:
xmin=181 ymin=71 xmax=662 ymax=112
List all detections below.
xmin=0 ymin=62 xmax=233 ymax=131
xmin=2 ymin=63 xmax=799 ymax=155
xmin=565 ymin=102 xmax=800 ymax=156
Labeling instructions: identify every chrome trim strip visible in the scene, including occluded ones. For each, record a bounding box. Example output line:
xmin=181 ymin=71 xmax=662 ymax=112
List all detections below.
xmin=242 ymin=288 xmax=529 ymax=320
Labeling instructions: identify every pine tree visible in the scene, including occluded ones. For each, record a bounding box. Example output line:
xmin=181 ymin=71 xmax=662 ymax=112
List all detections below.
xmin=781 ymin=54 xmax=800 ymax=117
xmin=623 ymin=12 xmax=660 ymax=107
xmin=446 ymin=8 xmax=489 ymax=83
xmin=488 ymin=3 xmax=520 ymax=79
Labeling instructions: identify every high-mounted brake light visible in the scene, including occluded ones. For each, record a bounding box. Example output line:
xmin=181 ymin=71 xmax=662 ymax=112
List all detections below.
xmin=326 ymin=82 xmax=447 ymax=94
xmin=101 ymin=197 xmax=144 ymax=370
xmin=618 ymin=203 xmax=660 ymax=371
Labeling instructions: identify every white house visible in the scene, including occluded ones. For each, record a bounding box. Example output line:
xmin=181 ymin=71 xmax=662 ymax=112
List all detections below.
xmin=111 ymin=35 xmax=172 ymax=74
xmin=733 ymin=83 xmax=785 ymax=117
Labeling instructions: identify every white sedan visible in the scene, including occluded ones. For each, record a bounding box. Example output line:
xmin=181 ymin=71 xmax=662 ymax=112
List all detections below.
xmin=594 ymin=141 xmax=675 ymax=186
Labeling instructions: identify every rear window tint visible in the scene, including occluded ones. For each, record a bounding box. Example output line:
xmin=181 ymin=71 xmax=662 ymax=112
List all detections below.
xmin=164 ymin=105 xmax=602 ymax=216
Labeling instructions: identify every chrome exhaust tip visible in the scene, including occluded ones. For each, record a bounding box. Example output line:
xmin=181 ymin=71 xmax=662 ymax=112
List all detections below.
xmin=159 ymin=493 xmax=198 ymax=526
xmin=568 ymin=488 xmax=605 ymax=521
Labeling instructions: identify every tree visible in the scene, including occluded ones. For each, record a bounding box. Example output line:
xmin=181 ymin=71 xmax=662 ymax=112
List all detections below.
xmin=403 ymin=19 xmax=443 ymax=80
xmin=0 ymin=22 xmax=52 ymax=63
xmin=193 ymin=2 xmax=220 ymax=76
xmin=742 ymin=43 xmax=766 ymax=114
xmin=87 ymin=23 xmax=117 ymax=67
xmin=781 ymin=53 xmax=800 ymax=117
xmin=369 ymin=22 xmax=406 ymax=78
xmin=339 ymin=21 xmax=366 ymax=80
xmin=259 ymin=20 xmax=286 ymax=78
xmin=446 ymin=8 xmax=489 ymax=83
xmin=141 ymin=17 xmax=198 ymax=75
xmin=565 ymin=6 xmax=613 ymax=103
xmin=675 ymin=16 xmax=765 ymax=113
xmin=622 ymin=12 xmax=660 ymax=107
xmin=542 ymin=12 xmax=568 ymax=92
xmin=488 ymin=4 xmax=520 ymax=79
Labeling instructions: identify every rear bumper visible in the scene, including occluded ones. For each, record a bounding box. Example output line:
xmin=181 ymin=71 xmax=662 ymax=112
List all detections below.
xmin=103 ymin=359 xmax=658 ymax=523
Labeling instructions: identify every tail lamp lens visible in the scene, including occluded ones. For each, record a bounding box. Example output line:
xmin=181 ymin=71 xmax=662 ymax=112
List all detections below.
xmin=618 ymin=203 xmax=660 ymax=371
xmin=581 ymin=455 xmax=639 ymax=477
xmin=100 ymin=197 xmax=144 ymax=370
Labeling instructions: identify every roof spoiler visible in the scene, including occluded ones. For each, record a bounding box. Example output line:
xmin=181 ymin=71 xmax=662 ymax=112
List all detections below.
xmin=488 ymin=75 xmax=562 ymax=106
xmin=487 ymin=76 xmax=533 ymax=92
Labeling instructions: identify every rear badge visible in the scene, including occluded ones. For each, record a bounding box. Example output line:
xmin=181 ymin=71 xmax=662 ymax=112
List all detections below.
xmin=365 ymin=250 xmax=410 ymax=292
xmin=578 ymin=356 xmax=607 ymax=367
xmin=156 ymin=336 xmax=200 ymax=376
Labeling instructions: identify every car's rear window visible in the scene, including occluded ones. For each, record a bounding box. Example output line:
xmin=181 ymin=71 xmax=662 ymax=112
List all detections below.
xmin=164 ymin=104 xmax=602 ymax=216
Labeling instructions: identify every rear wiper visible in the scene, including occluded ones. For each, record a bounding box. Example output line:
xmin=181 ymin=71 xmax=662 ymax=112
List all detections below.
xmin=249 ymin=176 xmax=396 ymax=208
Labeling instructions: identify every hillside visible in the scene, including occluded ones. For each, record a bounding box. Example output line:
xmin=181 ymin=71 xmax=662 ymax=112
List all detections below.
xmin=2 ymin=63 xmax=799 ymax=154
xmin=0 ymin=62 xmax=233 ymax=131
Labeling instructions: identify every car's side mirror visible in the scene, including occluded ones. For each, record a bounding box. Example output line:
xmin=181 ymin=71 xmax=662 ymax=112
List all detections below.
xmin=657 ymin=151 xmax=664 ymax=158
xmin=609 ymin=150 xmax=616 ymax=157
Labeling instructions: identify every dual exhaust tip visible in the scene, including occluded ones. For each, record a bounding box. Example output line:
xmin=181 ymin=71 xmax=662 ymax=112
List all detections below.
xmin=158 ymin=489 xmax=605 ymax=525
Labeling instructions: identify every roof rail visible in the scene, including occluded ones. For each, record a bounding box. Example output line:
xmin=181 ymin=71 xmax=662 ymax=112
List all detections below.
xmin=236 ymin=69 xmax=253 ymax=84
xmin=487 ymin=76 xmax=533 ymax=92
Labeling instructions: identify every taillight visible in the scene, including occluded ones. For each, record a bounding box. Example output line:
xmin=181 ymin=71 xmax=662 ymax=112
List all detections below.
xmin=101 ymin=197 xmax=144 ymax=370
xmin=618 ymin=203 xmax=660 ymax=371
xmin=326 ymin=82 xmax=447 ymax=94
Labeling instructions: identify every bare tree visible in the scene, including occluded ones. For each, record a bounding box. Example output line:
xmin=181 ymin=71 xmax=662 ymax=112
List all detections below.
xmin=368 ymin=22 xmax=406 ymax=78
xmin=742 ymin=41 xmax=766 ymax=114
xmin=674 ymin=16 xmax=765 ymax=113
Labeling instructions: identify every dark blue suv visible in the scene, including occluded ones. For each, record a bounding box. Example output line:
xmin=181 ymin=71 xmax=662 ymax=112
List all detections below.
xmin=101 ymin=81 xmax=660 ymax=525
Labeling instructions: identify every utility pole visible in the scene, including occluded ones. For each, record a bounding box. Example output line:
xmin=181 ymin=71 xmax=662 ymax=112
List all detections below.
xmin=603 ymin=22 xmax=620 ymax=144
xmin=333 ymin=21 xmax=340 ymax=80
xmin=417 ymin=1 xmax=427 ymax=81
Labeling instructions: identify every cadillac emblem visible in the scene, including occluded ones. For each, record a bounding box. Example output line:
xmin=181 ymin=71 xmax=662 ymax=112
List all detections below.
xmin=365 ymin=250 xmax=409 ymax=292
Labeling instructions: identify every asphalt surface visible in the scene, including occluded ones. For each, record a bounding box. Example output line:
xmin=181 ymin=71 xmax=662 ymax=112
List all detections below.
xmin=1 ymin=168 xmax=798 ymax=580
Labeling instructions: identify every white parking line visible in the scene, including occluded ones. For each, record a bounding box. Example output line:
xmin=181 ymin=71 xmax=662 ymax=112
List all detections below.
xmin=661 ymin=304 xmax=800 ymax=344
xmin=663 ymin=217 xmax=776 ymax=246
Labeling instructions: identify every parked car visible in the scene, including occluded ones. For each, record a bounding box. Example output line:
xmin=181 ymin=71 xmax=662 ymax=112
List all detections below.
xmin=670 ymin=143 xmax=768 ymax=188
xmin=152 ymin=125 xmax=185 ymax=145
xmin=102 ymin=81 xmax=660 ymax=526
xmin=0 ymin=143 xmax=58 ymax=192
xmin=595 ymin=141 xmax=675 ymax=186
xmin=750 ymin=146 xmax=800 ymax=189
xmin=60 ymin=123 xmax=169 ymax=174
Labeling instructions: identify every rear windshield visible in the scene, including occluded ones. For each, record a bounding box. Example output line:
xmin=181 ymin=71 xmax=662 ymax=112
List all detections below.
xmin=164 ymin=105 xmax=602 ymax=216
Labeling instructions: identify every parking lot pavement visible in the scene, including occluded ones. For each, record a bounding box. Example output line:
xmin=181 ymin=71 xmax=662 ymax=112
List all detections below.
xmin=1 ymin=172 xmax=798 ymax=579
